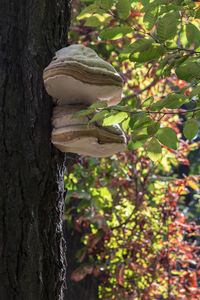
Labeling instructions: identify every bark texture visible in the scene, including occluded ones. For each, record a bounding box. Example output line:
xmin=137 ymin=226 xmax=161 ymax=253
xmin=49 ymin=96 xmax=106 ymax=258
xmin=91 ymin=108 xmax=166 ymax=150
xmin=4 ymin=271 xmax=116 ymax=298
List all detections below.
xmin=0 ymin=1 xmax=71 ymax=299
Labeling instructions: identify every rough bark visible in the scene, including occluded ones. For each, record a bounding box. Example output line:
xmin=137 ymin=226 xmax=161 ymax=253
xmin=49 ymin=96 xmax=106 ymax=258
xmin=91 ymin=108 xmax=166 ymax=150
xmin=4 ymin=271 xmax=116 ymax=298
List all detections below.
xmin=0 ymin=1 xmax=71 ymax=299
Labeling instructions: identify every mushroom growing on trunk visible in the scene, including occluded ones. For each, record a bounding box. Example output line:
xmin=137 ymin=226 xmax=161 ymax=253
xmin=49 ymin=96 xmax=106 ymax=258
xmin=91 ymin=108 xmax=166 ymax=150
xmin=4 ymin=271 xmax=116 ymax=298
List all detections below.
xmin=43 ymin=44 xmax=126 ymax=157
xmin=51 ymin=105 xmax=126 ymax=157
xmin=43 ymin=45 xmax=123 ymax=106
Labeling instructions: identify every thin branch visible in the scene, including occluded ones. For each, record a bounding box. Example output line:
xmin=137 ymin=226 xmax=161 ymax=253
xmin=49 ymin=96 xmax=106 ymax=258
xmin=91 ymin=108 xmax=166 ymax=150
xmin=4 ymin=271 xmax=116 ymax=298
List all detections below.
xmin=146 ymin=108 xmax=200 ymax=115
xmin=122 ymin=79 xmax=158 ymax=102
xmin=126 ymin=108 xmax=200 ymax=115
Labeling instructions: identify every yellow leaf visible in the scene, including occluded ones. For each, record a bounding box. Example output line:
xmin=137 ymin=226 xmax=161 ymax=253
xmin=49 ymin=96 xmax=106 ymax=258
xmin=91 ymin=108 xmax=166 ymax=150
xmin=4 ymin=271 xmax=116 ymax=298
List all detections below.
xmin=187 ymin=180 xmax=199 ymax=190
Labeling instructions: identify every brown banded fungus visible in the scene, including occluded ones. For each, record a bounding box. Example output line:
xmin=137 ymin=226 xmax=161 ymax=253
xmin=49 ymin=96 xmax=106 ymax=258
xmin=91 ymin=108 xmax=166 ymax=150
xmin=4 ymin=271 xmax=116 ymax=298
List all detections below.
xmin=51 ymin=105 xmax=126 ymax=157
xmin=43 ymin=44 xmax=126 ymax=157
xmin=43 ymin=44 xmax=123 ymax=106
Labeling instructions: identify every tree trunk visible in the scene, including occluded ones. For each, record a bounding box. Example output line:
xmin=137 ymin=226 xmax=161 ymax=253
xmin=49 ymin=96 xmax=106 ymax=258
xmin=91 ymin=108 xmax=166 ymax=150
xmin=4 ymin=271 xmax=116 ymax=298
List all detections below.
xmin=0 ymin=1 xmax=71 ymax=299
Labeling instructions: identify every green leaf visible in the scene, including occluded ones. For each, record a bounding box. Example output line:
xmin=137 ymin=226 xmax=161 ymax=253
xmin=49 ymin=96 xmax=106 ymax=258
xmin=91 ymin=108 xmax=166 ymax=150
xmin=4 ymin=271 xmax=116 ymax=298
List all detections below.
xmin=147 ymin=138 xmax=162 ymax=161
xmin=129 ymin=112 xmax=146 ymax=129
xmin=147 ymin=122 xmax=160 ymax=135
xmin=77 ymin=3 xmax=99 ymax=20
xmin=174 ymin=55 xmax=189 ymax=67
xmin=132 ymin=127 xmax=149 ymax=141
xmin=190 ymin=86 xmax=200 ymax=98
xmin=156 ymin=127 xmax=178 ymax=149
xmin=194 ymin=110 xmax=200 ymax=119
xmin=163 ymin=60 xmax=176 ymax=77
xmin=89 ymin=110 xmax=108 ymax=123
xmin=183 ymin=119 xmax=199 ymax=140
xmin=84 ymin=11 xmax=111 ymax=26
xmin=133 ymin=116 xmax=154 ymax=129
xmin=150 ymin=98 xmax=166 ymax=111
xmin=89 ymin=101 xmax=108 ymax=109
xmin=109 ymin=105 xmax=132 ymax=112
xmin=117 ymin=0 xmax=131 ymax=20
xmin=195 ymin=7 xmax=200 ymax=19
xmin=157 ymin=12 xmax=179 ymax=42
xmin=129 ymin=39 xmax=165 ymax=63
xmin=128 ymin=138 xmax=147 ymax=150
xmin=143 ymin=7 xmax=158 ymax=30
xmin=85 ymin=16 xmax=101 ymax=26
xmin=99 ymin=26 xmax=132 ymax=40
xmin=141 ymin=96 xmax=154 ymax=108
xmin=175 ymin=58 xmax=200 ymax=82
xmin=72 ymin=108 xmax=94 ymax=118
xmin=156 ymin=54 xmax=175 ymax=77
xmin=122 ymin=117 xmax=130 ymax=131
xmin=100 ymin=0 xmax=114 ymax=10
xmin=186 ymin=23 xmax=200 ymax=48
xmin=103 ymin=112 xmax=128 ymax=126
xmin=180 ymin=25 xmax=190 ymax=48
xmin=163 ymin=93 xmax=189 ymax=109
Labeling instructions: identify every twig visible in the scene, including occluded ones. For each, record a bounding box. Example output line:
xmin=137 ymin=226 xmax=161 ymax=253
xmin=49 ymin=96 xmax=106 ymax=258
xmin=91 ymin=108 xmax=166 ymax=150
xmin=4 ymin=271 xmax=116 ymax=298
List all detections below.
xmin=146 ymin=108 xmax=200 ymax=115
xmin=122 ymin=79 xmax=158 ymax=102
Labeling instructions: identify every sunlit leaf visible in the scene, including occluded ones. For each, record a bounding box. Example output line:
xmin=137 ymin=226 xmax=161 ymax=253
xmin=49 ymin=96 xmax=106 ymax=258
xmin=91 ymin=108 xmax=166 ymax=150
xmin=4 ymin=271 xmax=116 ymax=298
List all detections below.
xmin=103 ymin=112 xmax=128 ymax=125
xmin=77 ymin=3 xmax=99 ymax=20
xmin=85 ymin=13 xmax=112 ymax=26
xmin=156 ymin=127 xmax=178 ymax=149
xmin=141 ymin=96 xmax=154 ymax=108
xmin=100 ymin=26 xmax=132 ymax=40
xmin=143 ymin=7 xmax=158 ymax=30
xmin=85 ymin=15 xmax=102 ymax=26
xmin=147 ymin=137 xmax=162 ymax=161
xmin=183 ymin=119 xmax=199 ymax=140
xmin=157 ymin=12 xmax=179 ymax=42
xmin=89 ymin=110 xmax=108 ymax=123
xmin=129 ymin=39 xmax=165 ymax=63
xmin=128 ymin=138 xmax=148 ymax=150
xmin=186 ymin=22 xmax=200 ymax=48
xmin=187 ymin=180 xmax=199 ymax=190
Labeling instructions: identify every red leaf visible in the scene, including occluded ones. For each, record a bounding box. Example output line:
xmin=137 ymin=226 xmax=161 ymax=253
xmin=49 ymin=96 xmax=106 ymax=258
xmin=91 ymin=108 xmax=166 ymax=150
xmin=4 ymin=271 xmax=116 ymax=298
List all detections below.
xmin=117 ymin=265 xmax=124 ymax=285
xmin=71 ymin=269 xmax=86 ymax=282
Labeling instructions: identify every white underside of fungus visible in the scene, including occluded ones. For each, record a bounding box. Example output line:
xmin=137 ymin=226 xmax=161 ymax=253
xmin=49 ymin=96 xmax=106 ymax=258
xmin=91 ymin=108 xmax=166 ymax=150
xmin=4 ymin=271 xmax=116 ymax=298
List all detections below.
xmin=44 ymin=74 xmax=122 ymax=106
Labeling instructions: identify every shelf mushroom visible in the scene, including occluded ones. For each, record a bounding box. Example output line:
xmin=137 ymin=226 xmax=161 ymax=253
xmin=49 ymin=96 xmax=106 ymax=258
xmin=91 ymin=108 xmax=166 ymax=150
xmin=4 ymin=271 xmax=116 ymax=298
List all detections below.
xmin=43 ymin=44 xmax=123 ymax=106
xmin=43 ymin=44 xmax=126 ymax=157
xmin=51 ymin=105 xmax=126 ymax=157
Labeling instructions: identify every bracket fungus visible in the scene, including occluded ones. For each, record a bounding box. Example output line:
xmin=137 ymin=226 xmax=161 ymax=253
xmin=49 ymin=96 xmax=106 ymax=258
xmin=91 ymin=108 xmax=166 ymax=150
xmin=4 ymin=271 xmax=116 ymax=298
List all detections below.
xmin=51 ymin=105 xmax=126 ymax=157
xmin=43 ymin=44 xmax=126 ymax=157
xmin=43 ymin=44 xmax=123 ymax=106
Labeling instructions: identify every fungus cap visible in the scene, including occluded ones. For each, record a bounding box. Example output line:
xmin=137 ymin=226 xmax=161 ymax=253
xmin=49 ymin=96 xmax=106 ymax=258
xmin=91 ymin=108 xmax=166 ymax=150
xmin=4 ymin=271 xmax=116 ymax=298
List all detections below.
xmin=43 ymin=45 xmax=123 ymax=106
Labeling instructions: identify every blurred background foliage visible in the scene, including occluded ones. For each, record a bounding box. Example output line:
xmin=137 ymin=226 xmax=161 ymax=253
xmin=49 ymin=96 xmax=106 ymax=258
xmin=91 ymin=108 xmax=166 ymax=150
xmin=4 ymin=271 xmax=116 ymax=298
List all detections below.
xmin=64 ymin=1 xmax=200 ymax=299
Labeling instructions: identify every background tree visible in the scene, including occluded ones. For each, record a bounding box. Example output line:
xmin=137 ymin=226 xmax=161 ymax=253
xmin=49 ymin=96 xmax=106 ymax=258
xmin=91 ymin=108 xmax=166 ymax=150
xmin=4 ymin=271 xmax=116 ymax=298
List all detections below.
xmin=0 ymin=1 xmax=71 ymax=299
